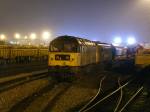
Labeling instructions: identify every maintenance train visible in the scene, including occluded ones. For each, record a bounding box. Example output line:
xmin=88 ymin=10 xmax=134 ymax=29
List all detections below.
xmin=48 ymin=35 xmax=134 ymax=80
xmin=0 ymin=44 xmax=48 ymax=64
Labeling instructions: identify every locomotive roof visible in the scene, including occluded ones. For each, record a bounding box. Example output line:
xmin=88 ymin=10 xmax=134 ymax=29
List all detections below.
xmin=50 ymin=35 xmax=114 ymax=47
xmin=51 ymin=35 xmax=96 ymax=46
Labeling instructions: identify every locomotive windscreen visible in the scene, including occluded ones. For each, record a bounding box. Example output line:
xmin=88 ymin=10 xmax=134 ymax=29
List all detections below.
xmin=50 ymin=37 xmax=78 ymax=52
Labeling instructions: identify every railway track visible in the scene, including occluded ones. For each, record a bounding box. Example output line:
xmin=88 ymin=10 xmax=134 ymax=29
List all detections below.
xmin=8 ymin=82 xmax=72 ymax=112
xmin=0 ymin=70 xmax=48 ymax=93
xmin=0 ymin=62 xmax=47 ymax=77
xmin=78 ymin=76 xmax=144 ymax=112
xmin=0 ymin=69 xmax=73 ymax=112
xmin=79 ymin=76 xmax=106 ymax=112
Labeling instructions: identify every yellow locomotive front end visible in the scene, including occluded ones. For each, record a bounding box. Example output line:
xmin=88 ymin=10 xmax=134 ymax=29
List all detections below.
xmin=49 ymin=52 xmax=80 ymax=67
xmin=48 ymin=36 xmax=81 ymax=80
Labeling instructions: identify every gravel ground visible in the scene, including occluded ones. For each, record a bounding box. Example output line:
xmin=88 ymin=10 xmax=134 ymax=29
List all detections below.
xmin=24 ymin=83 xmax=71 ymax=112
xmin=49 ymin=70 xmax=132 ymax=112
xmin=49 ymin=71 xmax=102 ymax=112
xmin=0 ymin=62 xmax=47 ymax=77
xmin=51 ymin=85 xmax=98 ymax=112
xmin=0 ymin=69 xmax=47 ymax=83
xmin=0 ymin=78 xmax=49 ymax=112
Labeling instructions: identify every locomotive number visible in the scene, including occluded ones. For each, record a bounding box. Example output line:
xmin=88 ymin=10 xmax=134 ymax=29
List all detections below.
xmin=55 ymin=55 xmax=70 ymax=60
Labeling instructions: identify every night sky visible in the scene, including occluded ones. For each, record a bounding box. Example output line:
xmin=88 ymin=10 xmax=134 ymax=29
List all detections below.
xmin=0 ymin=0 xmax=150 ymax=43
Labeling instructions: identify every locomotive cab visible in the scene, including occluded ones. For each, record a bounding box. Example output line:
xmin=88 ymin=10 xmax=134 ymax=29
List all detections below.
xmin=50 ymin=36 xmax=79 ymax=53
xmin=48 ymin=36 xmax=80 ymax=67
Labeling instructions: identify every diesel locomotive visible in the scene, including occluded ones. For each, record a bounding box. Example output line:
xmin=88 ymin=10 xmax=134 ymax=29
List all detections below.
xmin=48 ymin=35 xmax=115 ymax=79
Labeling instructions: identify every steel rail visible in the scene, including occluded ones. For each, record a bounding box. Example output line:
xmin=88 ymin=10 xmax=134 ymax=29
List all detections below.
xmin=83 ymin=81 xmax=130 ymax=112
xmin=0 ymin=71 xmax=48 ymax=93
xmin=118 ymin=86 xmax=143 ymax=112
xmin=0 ymin=69 xmax=48 ymax=84
xmin=114 ymin=77 xmax=123 ymax=112
xmin=79 ymin=76 xmax=106 ymax=112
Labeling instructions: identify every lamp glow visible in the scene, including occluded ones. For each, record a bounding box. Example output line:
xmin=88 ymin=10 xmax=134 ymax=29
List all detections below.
xmin=112 ymin=36 xmax=122 ymax=46
xmin=14 ymin=33 xmax=21 ymax=39
xmin=30 ymin=33 xmax=37 ymax=40
xmin=42 ymin=31 xmax=51 ymax=41
xmin=127 ymin=37 xmax=136 ymax=45
xmin=24 ymin=36 xmax=28 ymax=39
xmin=0 ymin=34 xmax=6 ymax=40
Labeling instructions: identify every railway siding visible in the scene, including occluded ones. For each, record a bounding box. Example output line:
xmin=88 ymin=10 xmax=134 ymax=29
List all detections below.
xmin=0 ymin=78 xmax=49 ymax=112
xmin=0 ymin=69 xmax=47 ymax=84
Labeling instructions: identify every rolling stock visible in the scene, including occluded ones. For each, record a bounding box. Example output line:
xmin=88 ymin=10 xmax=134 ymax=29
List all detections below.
xmin=48 ymin=36 xmax=150 ymax=81
xmin=0 ymin=45 xmax=48 ymax=64
xmin=48 ymin=35 xmax=114 ymax=80
xmin=135 ymin=47 xmax=150 ymax=69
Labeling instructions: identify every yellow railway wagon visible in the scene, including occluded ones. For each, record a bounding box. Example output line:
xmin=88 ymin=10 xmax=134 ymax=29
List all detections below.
xmin=0 ymin=45 xmax=48 ymax=64
xmin=38 ymin=48 xmax=48 ymax=57
xmin=10 ymin=48 xmax=38 ymax=59
xmin=135 ymin=49 xmax=150 ymax=68
xmin=0 ymin=45 xmax=11 ymax=59
xmin=38 ymin=48 xmax=48 ymax=61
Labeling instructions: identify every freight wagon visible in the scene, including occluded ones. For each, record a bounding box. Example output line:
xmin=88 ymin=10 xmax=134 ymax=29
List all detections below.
xmin=0 ymin=45 xmax=48 ymax=64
